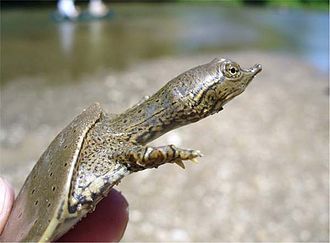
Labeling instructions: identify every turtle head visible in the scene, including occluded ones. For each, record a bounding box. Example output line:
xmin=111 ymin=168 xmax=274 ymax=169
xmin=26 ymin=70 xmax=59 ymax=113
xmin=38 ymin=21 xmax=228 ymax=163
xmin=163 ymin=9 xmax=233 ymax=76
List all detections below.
xmin=210 ymin=57 xmax=261 ymax=102
xmin=217 ymin=57 xmax=261 ymax=82
xmin=187 ymin=58 xmax=262 ymax=116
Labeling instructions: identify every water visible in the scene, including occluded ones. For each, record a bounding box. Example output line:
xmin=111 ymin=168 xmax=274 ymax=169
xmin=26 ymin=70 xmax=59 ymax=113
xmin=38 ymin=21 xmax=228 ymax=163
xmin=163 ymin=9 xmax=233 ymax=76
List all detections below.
xmin=1 ymin=4 xmax=328 ymax=85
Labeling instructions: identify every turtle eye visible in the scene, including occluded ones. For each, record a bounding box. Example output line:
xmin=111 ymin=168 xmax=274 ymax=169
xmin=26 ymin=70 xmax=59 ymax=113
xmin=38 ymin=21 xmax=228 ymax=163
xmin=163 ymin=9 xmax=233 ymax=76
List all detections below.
xmin=223 ymin=63 xmax=241 ymax=79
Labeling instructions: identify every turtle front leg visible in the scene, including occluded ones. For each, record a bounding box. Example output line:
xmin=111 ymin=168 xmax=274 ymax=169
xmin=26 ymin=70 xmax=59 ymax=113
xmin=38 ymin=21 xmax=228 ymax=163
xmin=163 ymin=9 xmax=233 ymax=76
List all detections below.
xmin=126 ymin=144 xmax=203 ymax=170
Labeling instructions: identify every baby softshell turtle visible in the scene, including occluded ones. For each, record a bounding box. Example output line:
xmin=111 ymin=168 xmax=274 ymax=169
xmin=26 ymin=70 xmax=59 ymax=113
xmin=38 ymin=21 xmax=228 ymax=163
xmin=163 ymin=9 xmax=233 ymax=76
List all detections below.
xmin=1 ymin=58 xmax=262 ymax=242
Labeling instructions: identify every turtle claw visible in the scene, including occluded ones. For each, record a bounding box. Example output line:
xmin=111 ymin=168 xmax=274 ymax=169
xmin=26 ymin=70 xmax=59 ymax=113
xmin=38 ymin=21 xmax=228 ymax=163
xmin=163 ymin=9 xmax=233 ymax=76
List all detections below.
xmin=190 ymin=150 xmax=203 ymax=163
xmin=193 ymin=150 xmax=203 ymax=157
xmin=174 ymin=160 xmax=186 ymax=169
xmin=173 ymin=149 xmax=202 ymax=169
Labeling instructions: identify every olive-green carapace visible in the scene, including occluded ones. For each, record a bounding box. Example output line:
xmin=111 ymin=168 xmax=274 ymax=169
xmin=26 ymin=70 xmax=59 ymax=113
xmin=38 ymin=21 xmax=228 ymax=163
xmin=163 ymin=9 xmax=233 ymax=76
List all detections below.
xmin=1 ymin=58 xmax=262 ymax=242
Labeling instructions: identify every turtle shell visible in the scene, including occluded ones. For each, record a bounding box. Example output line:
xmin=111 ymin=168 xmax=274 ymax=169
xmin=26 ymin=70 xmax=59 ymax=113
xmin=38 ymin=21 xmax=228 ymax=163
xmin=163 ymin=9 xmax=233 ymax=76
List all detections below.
xmin=1 ymin=103 xmax=103 ymax=242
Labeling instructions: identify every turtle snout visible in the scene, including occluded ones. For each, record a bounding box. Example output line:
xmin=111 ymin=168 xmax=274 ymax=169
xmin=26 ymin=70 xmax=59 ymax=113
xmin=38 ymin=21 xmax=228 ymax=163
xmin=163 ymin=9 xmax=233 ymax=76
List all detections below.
xmin=252 ymin=64 xmax=262 ymax=75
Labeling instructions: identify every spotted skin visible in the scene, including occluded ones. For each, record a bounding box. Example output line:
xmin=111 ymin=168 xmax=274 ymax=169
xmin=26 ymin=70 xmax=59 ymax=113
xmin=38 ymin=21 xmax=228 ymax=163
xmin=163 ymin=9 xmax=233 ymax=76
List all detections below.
xmin=1 ymin=58 xmax=261 ymax=242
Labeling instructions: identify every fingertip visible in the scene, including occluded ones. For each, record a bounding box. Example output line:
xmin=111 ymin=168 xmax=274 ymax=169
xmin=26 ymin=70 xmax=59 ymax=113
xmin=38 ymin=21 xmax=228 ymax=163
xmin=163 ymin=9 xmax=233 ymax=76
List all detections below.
xmin=58 ymin=188 xmax=129 ymax=242
xmin=0 ymin=178 xmax=15 ymax=234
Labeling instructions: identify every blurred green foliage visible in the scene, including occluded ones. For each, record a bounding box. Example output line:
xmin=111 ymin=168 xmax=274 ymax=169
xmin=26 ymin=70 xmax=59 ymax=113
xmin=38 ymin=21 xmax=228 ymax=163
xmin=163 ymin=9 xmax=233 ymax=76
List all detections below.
xmin=266 ymin=0 xmax=329 ymax=9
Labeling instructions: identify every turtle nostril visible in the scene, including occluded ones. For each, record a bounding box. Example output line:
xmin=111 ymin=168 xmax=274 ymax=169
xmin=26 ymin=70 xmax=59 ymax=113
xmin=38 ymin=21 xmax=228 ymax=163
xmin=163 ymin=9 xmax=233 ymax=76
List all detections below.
xmin=249 ymin=64 xmax=262 ymax=76
xmin=254 ymin=64 xmax=262 ymax=73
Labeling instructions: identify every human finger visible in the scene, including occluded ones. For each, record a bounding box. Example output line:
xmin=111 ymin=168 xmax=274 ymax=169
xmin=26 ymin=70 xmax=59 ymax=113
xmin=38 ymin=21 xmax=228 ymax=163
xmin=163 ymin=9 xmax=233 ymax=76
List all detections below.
xmin=0 ymin=178 xmax=15 ymax=234
xmin=57 ymin=188 xmax=129 ymax=242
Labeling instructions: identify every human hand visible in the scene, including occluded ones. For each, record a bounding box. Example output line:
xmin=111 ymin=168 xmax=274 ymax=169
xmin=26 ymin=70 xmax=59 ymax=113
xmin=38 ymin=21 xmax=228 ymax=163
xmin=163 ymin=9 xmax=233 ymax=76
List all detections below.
xmin=0 ymin=177 xmax=129 ymax=242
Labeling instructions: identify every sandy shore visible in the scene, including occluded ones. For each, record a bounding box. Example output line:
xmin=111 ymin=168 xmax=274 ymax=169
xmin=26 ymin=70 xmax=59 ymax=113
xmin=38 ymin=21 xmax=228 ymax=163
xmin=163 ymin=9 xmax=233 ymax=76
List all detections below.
xmin=0 ymin=52 xmax=328 ymax=241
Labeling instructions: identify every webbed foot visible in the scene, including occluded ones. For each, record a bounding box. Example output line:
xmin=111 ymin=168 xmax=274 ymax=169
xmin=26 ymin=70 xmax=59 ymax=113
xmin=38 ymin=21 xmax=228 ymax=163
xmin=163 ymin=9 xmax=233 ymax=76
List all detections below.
xmin=127 ymin=144 xmax=203 ymax=170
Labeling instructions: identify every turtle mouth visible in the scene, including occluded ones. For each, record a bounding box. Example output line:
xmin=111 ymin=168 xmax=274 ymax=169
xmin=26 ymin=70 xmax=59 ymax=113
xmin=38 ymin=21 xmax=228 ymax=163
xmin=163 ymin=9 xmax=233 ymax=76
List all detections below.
xmin=241 ymin=64 xmax=262 ymax=85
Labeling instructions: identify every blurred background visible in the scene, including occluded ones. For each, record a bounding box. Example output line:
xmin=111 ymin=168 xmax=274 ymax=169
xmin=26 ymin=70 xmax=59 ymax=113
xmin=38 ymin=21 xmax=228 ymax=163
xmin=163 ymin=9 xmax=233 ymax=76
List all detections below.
xmin=1 ymin=0 xmax=329 ymax=241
